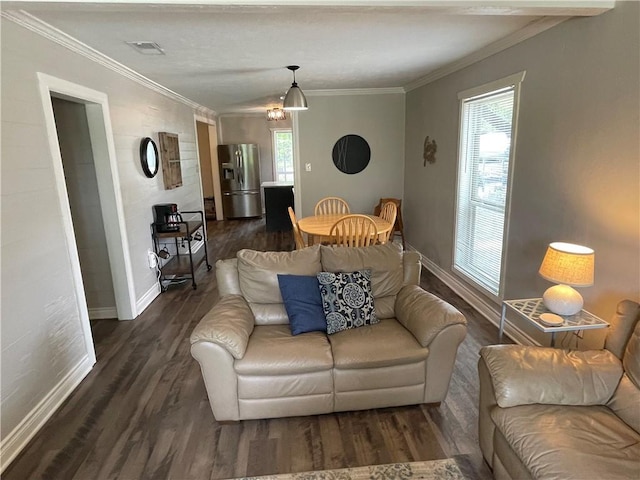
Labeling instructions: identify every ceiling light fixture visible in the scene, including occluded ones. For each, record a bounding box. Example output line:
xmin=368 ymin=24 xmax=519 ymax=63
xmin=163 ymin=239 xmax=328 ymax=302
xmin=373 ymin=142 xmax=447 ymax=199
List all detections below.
xmin=282 ymin=65 xmax=308 ymax=111
xmin=266 ymin=108 xmax=287 ymax=121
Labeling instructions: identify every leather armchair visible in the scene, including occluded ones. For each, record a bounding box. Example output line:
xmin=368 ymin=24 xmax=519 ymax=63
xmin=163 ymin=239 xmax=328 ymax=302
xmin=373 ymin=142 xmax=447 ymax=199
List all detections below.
xmin=478 ymin=300 xmax=640 ymax=480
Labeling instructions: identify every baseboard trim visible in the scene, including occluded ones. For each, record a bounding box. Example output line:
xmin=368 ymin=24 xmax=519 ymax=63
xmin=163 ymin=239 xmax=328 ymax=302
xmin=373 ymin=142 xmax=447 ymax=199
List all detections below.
xmin=88 ymin=306 xmax=118 ymax=320
xmin=136 ymin=240 xmax=205 ymax=317
xmin=0 ymin=354 xmax=95 ymax=473
xmin=136 ymin=282 xmax=161 ymax=317
xmin=407 ymin=243 xmax=538 ymax=347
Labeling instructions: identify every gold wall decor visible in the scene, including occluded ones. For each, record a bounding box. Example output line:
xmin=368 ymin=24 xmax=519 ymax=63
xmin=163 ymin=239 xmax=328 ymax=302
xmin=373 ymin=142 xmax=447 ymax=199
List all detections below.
xmin=423 ymin=136 xmax=437 ymax=166
xmin=158 ymin=132 xmax=183 ymax=189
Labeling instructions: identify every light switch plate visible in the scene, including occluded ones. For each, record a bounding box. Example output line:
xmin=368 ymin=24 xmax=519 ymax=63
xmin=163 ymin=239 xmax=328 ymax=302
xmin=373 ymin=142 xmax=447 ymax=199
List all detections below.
xmin=305 ymin=163 xmax=312 ymax=172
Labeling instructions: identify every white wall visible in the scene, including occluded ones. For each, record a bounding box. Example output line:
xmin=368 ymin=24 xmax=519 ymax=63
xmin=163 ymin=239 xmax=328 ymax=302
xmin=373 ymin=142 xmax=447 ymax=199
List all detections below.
xmin=404 ymin=3 xmax=639 ymax=346
xmin=297 ymin=93 xmax=405 ymax=216
xmin=0 ymin=17 xmax=213 ymax=459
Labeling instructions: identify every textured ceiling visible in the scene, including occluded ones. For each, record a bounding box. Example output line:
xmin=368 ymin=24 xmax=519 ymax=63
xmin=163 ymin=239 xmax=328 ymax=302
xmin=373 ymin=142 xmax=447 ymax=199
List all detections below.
xmin=2 ymin=2 xmax=612 ymax=114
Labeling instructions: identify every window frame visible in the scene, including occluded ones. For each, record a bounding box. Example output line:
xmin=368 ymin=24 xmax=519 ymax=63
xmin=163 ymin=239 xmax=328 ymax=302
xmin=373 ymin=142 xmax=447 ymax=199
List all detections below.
xmin=271 ymin=127 xmax=294 ymax=183
xmin=452 ymin=71 xmax=526 ymax=300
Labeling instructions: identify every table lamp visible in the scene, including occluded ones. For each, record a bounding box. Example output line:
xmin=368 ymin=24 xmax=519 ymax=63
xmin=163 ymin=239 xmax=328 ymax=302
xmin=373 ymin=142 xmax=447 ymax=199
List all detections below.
xmin=538 ymin=242 xmax=594 ymax=316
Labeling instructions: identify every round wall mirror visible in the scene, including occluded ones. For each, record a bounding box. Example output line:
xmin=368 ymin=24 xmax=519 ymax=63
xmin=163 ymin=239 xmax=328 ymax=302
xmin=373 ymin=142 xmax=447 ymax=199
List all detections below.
xmin=332 ymin=134 xmax=371 ymax=174
xmin=140 ymin=137 xmax=159 ymax=178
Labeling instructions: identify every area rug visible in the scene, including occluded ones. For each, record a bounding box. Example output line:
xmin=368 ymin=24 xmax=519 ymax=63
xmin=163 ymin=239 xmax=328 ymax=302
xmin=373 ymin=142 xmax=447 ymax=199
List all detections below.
xmin=236 ymin=459 xmax=466 ymax=480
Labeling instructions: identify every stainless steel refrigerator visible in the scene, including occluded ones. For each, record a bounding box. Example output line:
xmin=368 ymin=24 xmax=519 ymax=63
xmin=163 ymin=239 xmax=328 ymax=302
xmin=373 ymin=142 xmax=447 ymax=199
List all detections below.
xmin=217 ymin=144 xmax=262 ymax=219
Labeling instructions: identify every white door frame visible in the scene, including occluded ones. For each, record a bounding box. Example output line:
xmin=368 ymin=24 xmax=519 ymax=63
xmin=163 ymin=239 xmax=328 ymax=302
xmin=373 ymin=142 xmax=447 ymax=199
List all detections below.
xmin=37 ymin=73 xmax=137 ymax=327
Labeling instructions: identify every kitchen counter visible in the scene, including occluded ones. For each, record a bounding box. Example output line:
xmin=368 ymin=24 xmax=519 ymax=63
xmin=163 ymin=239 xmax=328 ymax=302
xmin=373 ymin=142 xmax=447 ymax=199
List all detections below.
xmin=261 ymin=181 xmax=294 ymax=188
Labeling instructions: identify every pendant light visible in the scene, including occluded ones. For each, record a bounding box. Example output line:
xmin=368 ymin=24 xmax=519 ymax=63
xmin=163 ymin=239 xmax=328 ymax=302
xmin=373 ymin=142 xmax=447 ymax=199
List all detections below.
xmin=282 ymin=65 xmax=308 ymax=111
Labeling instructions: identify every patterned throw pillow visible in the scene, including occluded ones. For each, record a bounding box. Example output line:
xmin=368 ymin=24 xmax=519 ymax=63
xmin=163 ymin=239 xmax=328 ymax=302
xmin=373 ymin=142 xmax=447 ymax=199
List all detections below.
xmin=317 ymin=269 xmax=378 ymax=335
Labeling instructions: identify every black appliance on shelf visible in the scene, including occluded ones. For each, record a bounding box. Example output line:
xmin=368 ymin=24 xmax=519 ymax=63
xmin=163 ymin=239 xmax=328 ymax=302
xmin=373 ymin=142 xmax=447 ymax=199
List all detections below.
xmin=153 ymin=203 xmax=182 ymax=232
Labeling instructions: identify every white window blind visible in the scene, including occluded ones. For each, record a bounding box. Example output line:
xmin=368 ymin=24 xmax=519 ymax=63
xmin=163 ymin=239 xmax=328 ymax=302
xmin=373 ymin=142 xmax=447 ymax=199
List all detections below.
xmin=272 ymin=129 xmax=294 ymax=182
xmin=454 ymin=80 xmax=520 ymax=297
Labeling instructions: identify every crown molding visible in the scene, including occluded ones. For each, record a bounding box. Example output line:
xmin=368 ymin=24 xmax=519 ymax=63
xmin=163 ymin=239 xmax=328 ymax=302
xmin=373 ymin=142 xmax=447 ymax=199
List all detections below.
xmin=405 ymin=16 xmax=569 ymax=92
xmin=307 ymin=87 xmax=405 ymax=96
xmin=0 ymin=1 xmax=614 ymax=16
xmin=312 ymin=15 xmax=568 ymax=96
xmin=218 ymin=112 xmax=266 ymax=118
xmin=1 ymin=9 xmax=217 ymax=117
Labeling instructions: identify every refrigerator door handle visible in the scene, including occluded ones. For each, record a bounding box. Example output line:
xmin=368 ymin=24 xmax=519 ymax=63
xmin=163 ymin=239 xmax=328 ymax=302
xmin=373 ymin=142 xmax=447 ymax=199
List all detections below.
xmin=238 ymin=150 xmax=244 ymax=186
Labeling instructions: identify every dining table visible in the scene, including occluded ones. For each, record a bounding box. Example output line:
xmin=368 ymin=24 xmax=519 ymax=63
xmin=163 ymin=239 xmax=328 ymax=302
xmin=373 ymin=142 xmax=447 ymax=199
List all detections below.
xmin=297 ymin=213 xmax=393 ymax=245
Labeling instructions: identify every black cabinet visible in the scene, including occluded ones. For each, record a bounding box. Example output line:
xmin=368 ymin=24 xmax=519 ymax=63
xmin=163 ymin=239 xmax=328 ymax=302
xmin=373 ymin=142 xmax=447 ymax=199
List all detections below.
xmin=264 ymin=185 xmax=294 ymax=232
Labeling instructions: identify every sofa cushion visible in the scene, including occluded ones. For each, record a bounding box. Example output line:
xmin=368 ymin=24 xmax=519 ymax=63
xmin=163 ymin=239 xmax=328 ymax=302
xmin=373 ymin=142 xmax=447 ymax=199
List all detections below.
xmin=237 ymin=245 xmax=322 ymax=305
xmin=607 ymin=373 xmax=640 ymax=434
xmin=234 ymin=325 xmax=333 ymax=375
xmin=623 ymin=320 xmax=640 ymax=390
xmin=605 ymin=299 xmax=640 ymax=359
xmin=317 ymin=270 xmax=378 ymax=334
xmin=320 ymin=243 xmax=403 ymax=299
xmin=277 ymin=274 xmax=326 ymax=335
xmin=491 ymin=404 xmax=640 ymax=480
xmin=480 ymin=345 xmax=623 ymax=408
xmin=329 ymin=319 xmax=428 ymax=369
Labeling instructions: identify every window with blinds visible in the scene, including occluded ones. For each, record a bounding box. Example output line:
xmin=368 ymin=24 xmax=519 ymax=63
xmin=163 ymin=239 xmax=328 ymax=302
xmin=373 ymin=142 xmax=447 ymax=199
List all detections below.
xmin=272 ymin=128 xmax=294 ymax=182
xmin=453 ymin=73 xmax=524 ymax=297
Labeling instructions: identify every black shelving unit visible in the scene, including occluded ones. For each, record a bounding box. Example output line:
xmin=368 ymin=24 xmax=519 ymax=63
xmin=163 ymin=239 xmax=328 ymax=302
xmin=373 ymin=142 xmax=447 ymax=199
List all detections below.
xmin=151 ymin=210 xmax=212 ymax=290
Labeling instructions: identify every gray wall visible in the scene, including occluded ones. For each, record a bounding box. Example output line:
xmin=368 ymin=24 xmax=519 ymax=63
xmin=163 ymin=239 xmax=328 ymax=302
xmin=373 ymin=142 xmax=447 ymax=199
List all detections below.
xmin=219 ymin=113 xmax=293 ymax=187
xmin=52 ymin=98 xmax=116 ymax=313
xmin=404 ymin=3 xmax=639 ymax=345
xmin=298 ymin=93 xmax=405 ymax=216
xmin=1 ymin=18 xmax=211 ymax=444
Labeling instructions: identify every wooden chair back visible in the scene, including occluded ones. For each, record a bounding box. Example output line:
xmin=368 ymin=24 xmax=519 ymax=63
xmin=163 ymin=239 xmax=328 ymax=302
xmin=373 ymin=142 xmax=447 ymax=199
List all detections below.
xmin=373 ymin=197 xmax=405 ymax=247
xmin=287 ymin=207 xmax=306 ymax=250
xmin=314 ymin=197 xmax=350 ymax=216
xmin=329 ymin=214 xmax=379 ymax=247
xmin=379 ymin=201 xmax=398 ymax=244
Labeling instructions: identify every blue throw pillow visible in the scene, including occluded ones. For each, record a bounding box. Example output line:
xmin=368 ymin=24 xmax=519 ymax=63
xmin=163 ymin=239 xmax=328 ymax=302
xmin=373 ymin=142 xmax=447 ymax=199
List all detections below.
xmin=317 ymin=269 xmax=378 ymax=335
xmin=277 ymin=274 xmax=327 ymax=335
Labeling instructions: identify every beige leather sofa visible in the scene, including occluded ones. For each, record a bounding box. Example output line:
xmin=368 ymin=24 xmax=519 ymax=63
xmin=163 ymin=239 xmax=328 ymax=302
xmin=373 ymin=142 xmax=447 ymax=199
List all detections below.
xmin=190 ymin=243 xmax=467 ymax=421
xmin=478 ymin=300 xmax=640 ymax=480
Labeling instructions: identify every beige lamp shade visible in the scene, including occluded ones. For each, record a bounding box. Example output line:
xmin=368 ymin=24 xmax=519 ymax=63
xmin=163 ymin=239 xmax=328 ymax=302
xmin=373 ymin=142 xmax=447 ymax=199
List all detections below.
xmin=539 ymin=242 xmax=595 ymax=287
xmin=539 ymin=242 xmax=595 ymax=315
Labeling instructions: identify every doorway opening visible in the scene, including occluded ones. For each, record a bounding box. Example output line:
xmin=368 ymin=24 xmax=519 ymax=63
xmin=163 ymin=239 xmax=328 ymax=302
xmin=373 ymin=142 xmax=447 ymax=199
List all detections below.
xmin=51 ymin=98 xmax=117 ymax=321
xmin=196 ymin=118 xmax=223 ymax=221
xmin=38 ymin=73 xmax=137 ymax=362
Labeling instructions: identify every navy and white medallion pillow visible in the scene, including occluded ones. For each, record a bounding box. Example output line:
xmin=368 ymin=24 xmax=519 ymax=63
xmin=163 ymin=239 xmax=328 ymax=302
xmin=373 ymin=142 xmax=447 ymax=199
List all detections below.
xmin=317 ymin=269 xmax=378 ymax=335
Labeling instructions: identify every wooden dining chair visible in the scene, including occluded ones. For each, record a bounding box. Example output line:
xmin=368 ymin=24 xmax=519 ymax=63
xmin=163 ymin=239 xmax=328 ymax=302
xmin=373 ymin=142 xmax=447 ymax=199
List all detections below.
xmin=374 ymin=197 xmax=405 ymax=248
xmin=379 ymin=201 xmax=398 ymax=244
xmin=287 ymin=207 xmax=306 ymax=250
xmin=329 ymin=214 xmax=378 ymax=247
xmin=314 ymin=197 xmax=350 ymax=216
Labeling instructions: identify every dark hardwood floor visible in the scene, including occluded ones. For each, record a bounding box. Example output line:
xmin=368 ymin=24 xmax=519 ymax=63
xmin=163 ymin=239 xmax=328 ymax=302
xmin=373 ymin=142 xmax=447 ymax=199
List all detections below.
xmin=4 ymin=218 xmax=499 ymax=480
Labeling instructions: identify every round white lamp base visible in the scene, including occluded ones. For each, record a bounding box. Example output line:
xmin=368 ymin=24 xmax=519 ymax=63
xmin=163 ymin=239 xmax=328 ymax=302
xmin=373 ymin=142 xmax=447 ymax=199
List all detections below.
xmin=543 ymin=284 xmax=583 ymax=316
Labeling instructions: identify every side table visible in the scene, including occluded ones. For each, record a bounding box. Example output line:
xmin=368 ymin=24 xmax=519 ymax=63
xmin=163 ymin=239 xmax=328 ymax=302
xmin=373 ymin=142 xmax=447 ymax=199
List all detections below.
xmin=499 ymin=298 xmax=609 ymax=347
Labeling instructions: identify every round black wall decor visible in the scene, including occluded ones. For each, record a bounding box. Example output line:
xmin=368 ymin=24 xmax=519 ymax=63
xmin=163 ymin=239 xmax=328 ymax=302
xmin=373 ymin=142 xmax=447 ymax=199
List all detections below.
xmin=140 ymin=137 xmax=159 ymax=178
xmin=332 ymin=134 xmax=371 ymax=174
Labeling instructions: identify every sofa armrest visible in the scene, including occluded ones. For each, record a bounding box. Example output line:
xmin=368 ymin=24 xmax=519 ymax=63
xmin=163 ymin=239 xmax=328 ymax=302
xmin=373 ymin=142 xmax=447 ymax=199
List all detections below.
xmin=190 ymin=294 xmax=255 ymax=359
xmin=395 ymin=285 xmax=466 ymax=347
xmin=480 ymin=345 xmax=623 ymax=408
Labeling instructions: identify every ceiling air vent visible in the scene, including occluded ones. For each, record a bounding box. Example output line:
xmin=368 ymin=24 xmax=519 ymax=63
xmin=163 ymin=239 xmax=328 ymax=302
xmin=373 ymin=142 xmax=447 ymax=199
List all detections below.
xmin=126 ymin=41 xmax=165 ymax=55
